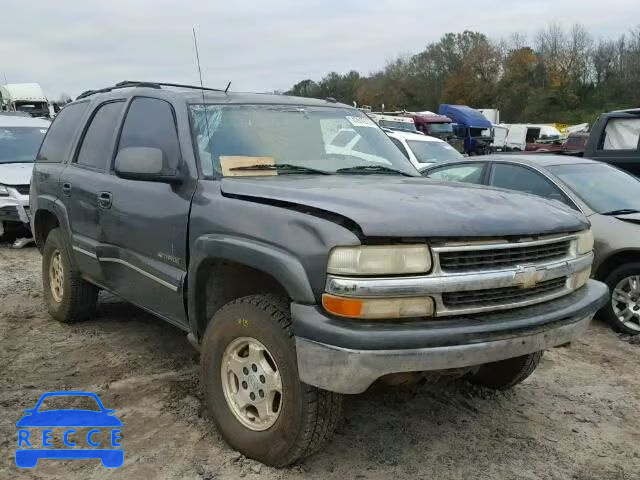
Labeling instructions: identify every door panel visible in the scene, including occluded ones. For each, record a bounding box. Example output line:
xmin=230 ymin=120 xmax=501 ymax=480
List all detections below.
xmin=59 ymin=100 xmax=126 ymax=284
xmin=99 ymin=97 xmax=192 ymax=325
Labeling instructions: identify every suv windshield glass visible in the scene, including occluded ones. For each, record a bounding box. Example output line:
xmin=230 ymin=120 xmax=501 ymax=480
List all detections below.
xmin=426 ymin=123 xmax=453 ymax=135
xmin=0 ymin=126 xmax=47 ymax=163
xmin=378 ymin=119 xmax=417 ymax=133
xmin=549 ymin=163 xmax=640 ymax=213
xmin=190 ymin=105 xmax=418 ymax=177
xmin=406 ymin=140 xmax=463 ymax=163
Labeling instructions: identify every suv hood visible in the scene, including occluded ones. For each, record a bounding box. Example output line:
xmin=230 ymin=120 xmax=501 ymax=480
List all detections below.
xmin=0 ymin=162 xmax=33 ymax=185
xmin=221 ymin=176 xmax=589 ymax=238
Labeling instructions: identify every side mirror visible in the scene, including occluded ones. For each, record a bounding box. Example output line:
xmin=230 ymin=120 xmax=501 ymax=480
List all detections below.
xmin=115 ymin=147 xmax=181 ymax=183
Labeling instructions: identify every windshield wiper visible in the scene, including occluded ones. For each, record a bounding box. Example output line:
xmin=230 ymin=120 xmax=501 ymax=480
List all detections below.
xmin=601 ymin=208 xmax=640 ymax=216
xmin=335 ymin=165 xmax=414 ymax=176
xmin=229 ymin=163 xmax=331 ymax=175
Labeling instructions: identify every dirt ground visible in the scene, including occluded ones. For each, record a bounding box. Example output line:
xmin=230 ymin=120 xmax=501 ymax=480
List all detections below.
xmin=1 ymin=246 xmax=639 ymax=480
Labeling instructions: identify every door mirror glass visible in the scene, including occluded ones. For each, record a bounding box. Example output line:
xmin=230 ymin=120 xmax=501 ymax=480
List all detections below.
xmin=115 ymin=147 xmax=176 ymax=182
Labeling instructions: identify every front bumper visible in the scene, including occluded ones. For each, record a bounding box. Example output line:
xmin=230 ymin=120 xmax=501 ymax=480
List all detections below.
xmin=0 ymin=187 xmax=30 ymax=224
xmin=294 ymin=279 xmax=608 ymax=394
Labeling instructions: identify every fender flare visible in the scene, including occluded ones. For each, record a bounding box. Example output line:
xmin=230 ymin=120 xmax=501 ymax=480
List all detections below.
xmin=187 ymin=234 xmax=316 ymax=339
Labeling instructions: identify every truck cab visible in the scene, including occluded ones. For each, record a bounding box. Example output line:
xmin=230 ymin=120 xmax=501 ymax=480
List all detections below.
xmin=438 ymin=104 xmax=494 ymax=155
xmin=30 ymin=81 xmax=608 ymax=468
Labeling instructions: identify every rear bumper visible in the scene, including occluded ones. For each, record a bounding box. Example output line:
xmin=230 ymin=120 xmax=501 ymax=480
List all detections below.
xmin=294 ymin=280 xmax=608 ymax=394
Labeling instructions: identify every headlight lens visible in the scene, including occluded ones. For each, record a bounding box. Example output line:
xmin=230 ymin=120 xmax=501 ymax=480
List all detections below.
xmin=576 ymin=229 xmax=594 ymax=255
xmin=0 ymin=185 xmax=9 ymax=197
xmin=322 ymin=294 xmax=435 ymax=319
xmin=327 ymin=245 xmax=431 ymax=275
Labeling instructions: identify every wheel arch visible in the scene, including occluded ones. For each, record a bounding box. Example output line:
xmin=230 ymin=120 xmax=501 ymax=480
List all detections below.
xmin=594 ymin=249 xmax=640 ymax=281
xmin=187 ymin=234 xmax=316 ymax=342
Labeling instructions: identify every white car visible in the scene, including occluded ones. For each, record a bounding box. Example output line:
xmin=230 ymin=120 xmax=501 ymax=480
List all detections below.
xmin=0 ymin=113 xmax=50 ymax=242
xmin=385 ymin=130 xmax=463 ymax=171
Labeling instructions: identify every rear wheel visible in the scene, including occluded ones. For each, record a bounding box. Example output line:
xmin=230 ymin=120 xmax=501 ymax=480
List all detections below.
xmin=602 ymin=263 xmax=640 ymax=335
xmin=42 ymin=228 xmax=98 ymax=323
xmin=201 ymin=294 xmax=342 ymax=467
xmin=467 ymin=351 xmax=543 ymax=390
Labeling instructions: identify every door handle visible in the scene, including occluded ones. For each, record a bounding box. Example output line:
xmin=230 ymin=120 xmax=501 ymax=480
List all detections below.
xmin=61 ymin=182 xmax=72 ymax=196
xmin=97 ymin=191 xmax=113 ymax=210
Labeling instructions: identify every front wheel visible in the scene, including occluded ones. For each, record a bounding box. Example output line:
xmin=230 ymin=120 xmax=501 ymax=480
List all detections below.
xmin=602 ymin=263 xmax=640 ymax=335
xmin=467 ymin=351 xmax=543 ymax=390
xmin=201 ymin=294 xmax=342 ymax=467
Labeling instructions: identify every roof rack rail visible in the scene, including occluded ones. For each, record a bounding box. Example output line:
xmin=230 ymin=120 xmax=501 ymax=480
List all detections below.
xmin=76 ymin=80 xmax=225 ymax=100
xmin=116 ymin=80 xmax=225 ymax=93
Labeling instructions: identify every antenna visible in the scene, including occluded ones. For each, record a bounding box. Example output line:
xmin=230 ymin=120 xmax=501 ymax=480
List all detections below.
xmin=224 ymin=81 xmax=231 ymax=94
xmin=192 ymin=27 xmax=207 ymax=106
xmin=192 ymin=26 xmax=211 ymax=141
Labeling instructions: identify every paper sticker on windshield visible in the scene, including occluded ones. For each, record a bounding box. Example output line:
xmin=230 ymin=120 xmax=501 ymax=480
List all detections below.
xmin=40 ymin=129 xmax=48 ymax=134
xmin=346 ymin=116 xmax=377 ymax=128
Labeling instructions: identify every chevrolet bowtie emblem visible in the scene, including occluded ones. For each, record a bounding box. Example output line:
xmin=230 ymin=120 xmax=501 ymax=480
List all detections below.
xmin=514 ymin=265 xmax=539 ymax=289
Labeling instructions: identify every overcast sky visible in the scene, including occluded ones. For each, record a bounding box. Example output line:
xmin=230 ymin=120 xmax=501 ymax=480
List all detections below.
xmin=1 ymin=0 xmax=638 ymax=99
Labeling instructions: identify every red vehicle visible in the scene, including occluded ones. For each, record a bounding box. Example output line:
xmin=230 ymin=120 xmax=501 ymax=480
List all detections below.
xmin=402 ymin=113 xmax=455 ymax=140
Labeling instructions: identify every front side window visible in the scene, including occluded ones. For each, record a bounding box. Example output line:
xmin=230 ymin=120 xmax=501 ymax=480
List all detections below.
xmin=76 ymin=101 xmax=125 ymax=170
xmin=602 ymin=118 xmax=640 ymax=151
xmin=189 ymin=105 xmax=417 ymax=177
xmin=427 ymin=163 xmax=485 ymax=184
xmin=489 ymin=163 xmax=568 ymax=204
xmin=0 ymin=126 xmax=48 ymax=163
xmin=406 ymin=140 xmax=463 ymax=164
xmin=117 ymin=97 xmax=180 ymax=174
xmin=37 ymin=102 xmax=89 ymax=163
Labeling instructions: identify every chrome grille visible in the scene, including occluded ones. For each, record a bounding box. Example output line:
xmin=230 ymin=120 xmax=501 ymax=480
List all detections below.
xmin=438 ymin=240 xmax=571 ymax=272
xmin=442 ymin=277 xmax=567 ymax=308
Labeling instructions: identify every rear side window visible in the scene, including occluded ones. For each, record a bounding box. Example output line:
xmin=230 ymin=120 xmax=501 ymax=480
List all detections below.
xmin=117 ymin=97 xmax=180 ymax=173
xmin=602 ymin=118 xmax=640 ymax=151
xmin=75 ymin=101 xmax=125 ymax=170
xmin=489 ymin=163 xmax=569 ymax=205
xmin=36 ymin=102 xmax=89 ymax=163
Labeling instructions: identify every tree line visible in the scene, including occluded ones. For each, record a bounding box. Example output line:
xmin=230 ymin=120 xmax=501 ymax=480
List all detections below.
xmin=286 ymin=24 xmax=640 ymax=124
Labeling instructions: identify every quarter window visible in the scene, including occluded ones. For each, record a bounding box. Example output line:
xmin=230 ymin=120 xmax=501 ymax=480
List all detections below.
xmin=389 ymin=137 xmax=410 ymax=159
xmin=76 ymin=101 xmax=125 ymax=170
xmin=37 ymin=102 xmax=89 ymax=163
xmin=117 ymin=97 xmax=180 ymax=173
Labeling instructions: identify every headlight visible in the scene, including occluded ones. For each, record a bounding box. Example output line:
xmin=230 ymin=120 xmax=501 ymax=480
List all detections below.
xmin=322 ymin=294 xmax=435 ymax=319
xmin=576 ymin=229 xmax=594 ymax=255
xmin=327 ymin=245 xmax=431 ymax=275
xmin=0 ymin=185 xmax=9 ymax=197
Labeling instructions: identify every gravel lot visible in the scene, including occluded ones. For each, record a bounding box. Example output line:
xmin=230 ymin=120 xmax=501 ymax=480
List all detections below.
xmin=1 ymin=246 xmax=639 ymax=480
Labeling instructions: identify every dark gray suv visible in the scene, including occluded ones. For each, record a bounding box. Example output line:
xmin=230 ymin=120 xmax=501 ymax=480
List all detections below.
xmin=30 ymin=81 xmax=608 ymax=466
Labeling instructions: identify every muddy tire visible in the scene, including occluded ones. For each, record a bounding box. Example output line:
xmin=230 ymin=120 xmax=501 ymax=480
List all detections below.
xmin=201 ymin=294 xmax=342 ymax=467
xmin=601 ymin=263 xmax=640 ymax=335
xmin=42 ymin=228 xmax=98 ymax=323
xmin=467 ymin=351 xmax=543 ymax=390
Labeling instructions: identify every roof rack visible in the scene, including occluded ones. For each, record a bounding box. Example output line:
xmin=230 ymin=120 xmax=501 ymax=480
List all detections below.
xmin=76 ymin=80 xmax=225 ymax=100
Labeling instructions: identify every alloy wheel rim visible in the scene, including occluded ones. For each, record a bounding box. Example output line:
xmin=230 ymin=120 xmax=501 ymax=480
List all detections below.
xmin=49 ymin=250 xmax=64 ymax=303
xmin=220 ymin=336 xmax=283 ymax=431
xmin=612 ymin=275 xmax=640 ymax=332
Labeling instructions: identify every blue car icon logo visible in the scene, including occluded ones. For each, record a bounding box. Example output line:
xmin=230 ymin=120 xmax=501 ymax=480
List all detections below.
xmin=16 ymin=391 xmax=123 ymax=468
